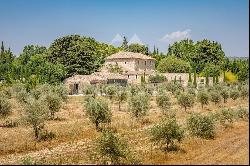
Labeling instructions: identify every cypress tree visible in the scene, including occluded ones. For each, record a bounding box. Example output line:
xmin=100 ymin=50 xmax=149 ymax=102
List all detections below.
xmin=205 ymin=72 xmax=209 ymax=87
xmin=193 ymin=71 xmax=197 ymax=88
xmin=174 ymin=76 xmax=177 ymax=84
xmin=121 ymin=36 xmax=128 ymax=51
xmin=188 ymin=71 xmax=192 ymax=83
xmin=1 ymin=41 xmax=4 ymax=53
xmin=212 ymin=75 xmax=215 ymax=85
xmin=153 ymin=45 xmax=156 ymax=54
xmin=223 ymin=71 xmax=226 ymax=82
xmin=156 ymin=48 xmax=159 ymax=55
xmin=215 ymin=75 xmax=219 ymax=84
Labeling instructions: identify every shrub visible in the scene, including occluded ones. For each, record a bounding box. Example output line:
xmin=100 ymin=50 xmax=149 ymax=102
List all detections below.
xmin=230 ymin=89 xmax=240 ymax=100
xmin=209 ymin=91 xmax=221 ymax=105
xmin=95 ymin=129 xmax=132 ymax=164
xmin=177 ymin=92 xmax=195 ymax=112
xmin=236 ymin=107 xmax=249 ymax=121
xmin=165 ymin=81 xmax=183 ymax=95
xmin=16 ymin=88 xmax=29 ymax=104
xmin=187 ymin=88 xmax=196 ymax=97
xmin=85 ymin=97 xmax=112 ymax=130
xmin=148 ymin=74 xmax=167 ymax=83
xmin=52 ymin=84 xmax=68 ymax=102
xmin=0 ymin=96 xmax=12 ymax=118
xmin=23 ymin=97 xmax=49 ymax=140
xmin=149 ymin=116 xmax=184 ymax=151
xmin=128 ymin=92 xmax=149 ymax=119
xmin=220 ymin=87 xmax=229 ymax=103
xmin=156 ymin=92 xmax=171 ymax=114
xmin=105 ymin=85 xmax=117 ymax=100
xmin=128 ymin=84 xmax=140 ymax=96
xmin=141 ymin=84 xmax=154 ymax=95
xmin=30 ymin=84 xmax=51 ymax=100
xmin=186 ymin=113 xmax=215 ymax=139
xmin=216 ymin=108 xmax=235 ymax=128
xmin=115 ymin=87 xmax=128 ymax=111
xmin=240 ymin=85 xmax=249 ymax=99
xmin=41 ymin=92 xmax=62 ymax=120
xmin=82 ymin=84 xmax=97 ymax=98
xmin=197 ymin=90 xmax=209 ymax=109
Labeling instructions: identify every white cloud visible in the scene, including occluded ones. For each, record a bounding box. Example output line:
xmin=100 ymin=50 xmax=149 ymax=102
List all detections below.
xmin=128 ymin=34 xmax=144 ymax=45
xmin=160 ymin=29 xmax=191 ymax=43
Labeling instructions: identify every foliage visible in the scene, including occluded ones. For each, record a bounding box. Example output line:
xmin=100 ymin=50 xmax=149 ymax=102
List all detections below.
xmin=148 ymin=74 xmax=167 ymax=83
xmin=177 ymin=92 xmax=195 ymax=112
xmin=149 ymin=116 xmax=184 ymax=151
xmin=220 ymin=87 xmax=229 ymax=103
xmin=224 ymin=71 xmax=238 ymax=83
xmin=156 ymin=91 xmax=171 ymax=113
xmin=209 ymin=91 xmax=221 ymax=105
xmin=186 ymin=113 xmax=215 ymax=139
xmin=41 ymin=92 xmax=62 ymax=119
xmin=52 ymin=84 xmax=68 ymax=102
xmin=128 ymin=43 xmax=148 ymax=55
xmin=23 ymin=97 xmax=49 ymax=140
xmin=95 ymin=129 xmax=133 ymax=165
xmin=240 ymin=85 xmax=249 ymax=99
xmin=216 ymin=108 xmax=235 ymax=128
xmin=157 ymin=55 xmax=191 ymax=73
xmin=128 ymin=92 xmax=149 ymax=119
xmin=107 ymin=63 xmax=123 ymax=74
xmin=82 ymin=84 xmax=97 ymax=98
xmin=203 ymin=63 xmax=220 ymax=77
xmin=115 ymin=87 xmax=128 ymax=111
xmin=230 ymin=89 xmax=240 ymax=100
xmin=236 ymin=107 xmax=249 ymax=121
xmin=85 ymin=97 xmax=112 ymax=130
xmin=105 ymin=84 xmax=118 ymax=100
xmin=197 ymin=90 xmax=209 ymax=109
xmin=0 ymin=96 xmax=12 ymax=118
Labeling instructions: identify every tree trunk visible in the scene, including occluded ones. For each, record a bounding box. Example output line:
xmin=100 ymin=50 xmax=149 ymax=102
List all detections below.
xmin=95 ymin=121 xmax=99 ymax=131
xmin=33 ymin=126 xmax=39 ymax=140
xmin=201 ymin=104 xmax=204 ymax=109
xmin=118 ymin=101 xmax=121 ymax=112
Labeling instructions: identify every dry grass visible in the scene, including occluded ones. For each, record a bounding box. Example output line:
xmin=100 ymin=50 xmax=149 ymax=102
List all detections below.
xmin=0 ymin=95 xmax=248 ymax=165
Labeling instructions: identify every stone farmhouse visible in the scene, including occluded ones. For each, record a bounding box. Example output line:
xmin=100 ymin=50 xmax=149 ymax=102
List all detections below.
xmin=64 ymin=51 xmax=222 ymax=94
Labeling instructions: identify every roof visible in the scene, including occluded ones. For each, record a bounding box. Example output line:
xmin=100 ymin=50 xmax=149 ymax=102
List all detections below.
xmin=106 ymin=51 xmax=155 ymax=60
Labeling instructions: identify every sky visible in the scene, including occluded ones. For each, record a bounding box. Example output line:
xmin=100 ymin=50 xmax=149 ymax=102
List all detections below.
xmin=0 ymin=0 xmax=249 ymax=57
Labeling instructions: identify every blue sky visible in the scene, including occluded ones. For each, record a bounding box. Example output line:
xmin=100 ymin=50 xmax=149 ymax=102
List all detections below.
xmin=0 ymin=0 xmax=249 ymax=57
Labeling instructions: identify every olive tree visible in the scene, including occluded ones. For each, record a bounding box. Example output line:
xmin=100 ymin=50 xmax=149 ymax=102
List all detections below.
xmin=85 ymin=97 xmax=112 ymax=130
xmin=149 ymin=116 xmax=184 ymax=151
xmin=115 ymin=87 xmax=128 ymax=112
xmin=240 ymin=85 xmax=249 ymax=99
xmin=23 ymin=97 xmax=49 ymax=140
xmin=177 ymin=92 xmax=195 ymax=112
xmin=42 ymin=92 xmax=62 ymax=120
xmin=0 ymin=96 xmax=12 ymax=118
xmin=156 ymin=91 xmax=171 ymax=114
xmin=82 ymin=84 xmax=97 ymax=98
xmin=230 ymin=89 xmax=240 ymax=100
xmin=220 ymin=87 xmax=229 ymax=103
xmin=95 ymin=129 xmax=133 ymax=164
xmin=105 ymin=85 xmax=117 ymax=100
xmin=52 ymin=84 xmax=68 ymax=102
xmin=210 ymin=91 xmax=221 ymax=105
xmin=197 ymin=90 xmax=209 ymax=109
xmin=128 ymin=92 xmax=149 ymax=119
xmin=186 ymin=113 xmax=215 ymax=139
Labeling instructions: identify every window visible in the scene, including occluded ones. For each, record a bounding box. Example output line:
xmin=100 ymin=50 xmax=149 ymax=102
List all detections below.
xmin=125 ymin=62 xmax=127 ymax=64
xmin=136 ymin=75 xmax=137 ymax=79
xmin=138 ymin=61 xmax=139 ymax=64
xmin=128 ymin=75 xmax=130 ymax=78
xmin=145 ymin=61 xmax=146 ymax=65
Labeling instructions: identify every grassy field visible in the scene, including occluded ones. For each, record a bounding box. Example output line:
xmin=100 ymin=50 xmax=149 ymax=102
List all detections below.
xmin=0 ymin=95 xmax=249 ymax=165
